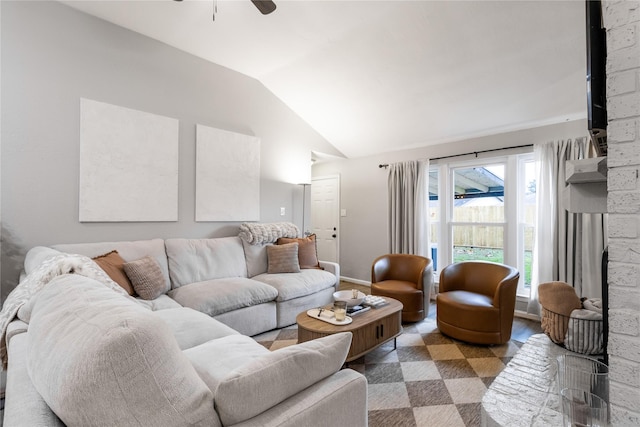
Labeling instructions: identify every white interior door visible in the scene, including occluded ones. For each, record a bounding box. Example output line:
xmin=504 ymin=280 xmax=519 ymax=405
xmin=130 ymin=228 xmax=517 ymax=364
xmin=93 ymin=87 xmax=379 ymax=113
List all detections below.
xmin=311 ymin=175 xmax=340 ymax=263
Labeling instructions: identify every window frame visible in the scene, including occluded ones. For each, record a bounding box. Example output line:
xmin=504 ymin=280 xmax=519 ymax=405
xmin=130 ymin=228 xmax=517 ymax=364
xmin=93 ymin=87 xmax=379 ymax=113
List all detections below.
xmin=429 ymin=152 xmax=534 ymax=299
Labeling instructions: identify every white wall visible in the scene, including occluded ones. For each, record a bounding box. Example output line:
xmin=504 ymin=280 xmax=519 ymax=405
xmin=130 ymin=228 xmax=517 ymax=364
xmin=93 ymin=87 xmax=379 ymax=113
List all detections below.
xmin=0 ymin=0 xmax=4 ymax=400
xmin=0 ymin=0 xmax=342 ymax=299
xmin=604 ymin=1 xmax=640 ymax=424
xmin=313 ymin=119 xmax=587 ymax=282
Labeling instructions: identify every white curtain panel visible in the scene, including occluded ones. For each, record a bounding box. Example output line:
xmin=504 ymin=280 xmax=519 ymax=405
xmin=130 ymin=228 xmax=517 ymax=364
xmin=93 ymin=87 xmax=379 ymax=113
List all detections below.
xmin=528 ymin=138 xmax=607 ymax=315
xmin=388 ymin=160 xmax=429 ymax=256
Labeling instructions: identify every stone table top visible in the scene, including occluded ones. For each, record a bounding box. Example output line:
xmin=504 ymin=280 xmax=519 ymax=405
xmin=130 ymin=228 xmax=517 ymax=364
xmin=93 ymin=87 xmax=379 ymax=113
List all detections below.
xmin=482 ymin=334 xmax=571 ymax=426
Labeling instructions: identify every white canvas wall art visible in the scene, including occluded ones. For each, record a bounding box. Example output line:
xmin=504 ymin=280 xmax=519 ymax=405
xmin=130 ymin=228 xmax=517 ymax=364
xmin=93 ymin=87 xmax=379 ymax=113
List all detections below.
xmin=195 ymin=124 xmax=260 ymax=221
xmin=79 ymin=98 xmax=179 ymax=222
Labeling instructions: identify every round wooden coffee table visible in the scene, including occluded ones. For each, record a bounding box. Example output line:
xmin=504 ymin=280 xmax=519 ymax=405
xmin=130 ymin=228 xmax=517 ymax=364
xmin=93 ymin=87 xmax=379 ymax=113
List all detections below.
xmin=296 ymin=298 xmax=403 ymax=362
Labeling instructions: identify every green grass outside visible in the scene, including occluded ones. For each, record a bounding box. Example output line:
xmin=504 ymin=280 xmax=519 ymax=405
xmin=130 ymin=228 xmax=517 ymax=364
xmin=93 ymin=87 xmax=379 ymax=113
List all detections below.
xmin=453 ymin=246 xmax=532 ymax=287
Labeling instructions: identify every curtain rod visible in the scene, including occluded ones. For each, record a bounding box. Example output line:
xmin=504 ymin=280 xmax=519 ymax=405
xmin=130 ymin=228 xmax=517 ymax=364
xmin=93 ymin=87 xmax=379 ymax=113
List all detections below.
xmin=378 ymin=143 xmax=534 ymax=169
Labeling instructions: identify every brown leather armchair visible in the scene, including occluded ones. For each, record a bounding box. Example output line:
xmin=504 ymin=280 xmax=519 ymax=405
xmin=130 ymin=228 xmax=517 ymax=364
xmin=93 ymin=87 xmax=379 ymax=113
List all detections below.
xmin=371 ymin=254 xmax=434 ymax=322
xmin=436 ymin=261 xmax=519 ymax=345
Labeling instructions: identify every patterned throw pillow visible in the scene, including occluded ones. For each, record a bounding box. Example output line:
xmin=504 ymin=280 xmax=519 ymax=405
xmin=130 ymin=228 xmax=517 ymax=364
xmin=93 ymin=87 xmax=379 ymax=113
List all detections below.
xmin=92 ymin=250 xmax=135 ymax=295
xmin=276 ymin=234 xmax=321 ymax=269
xmin=266 ymin=243 xmax=300 ymax=274
xmin=123 ymin=256 xmax=166 ymax=300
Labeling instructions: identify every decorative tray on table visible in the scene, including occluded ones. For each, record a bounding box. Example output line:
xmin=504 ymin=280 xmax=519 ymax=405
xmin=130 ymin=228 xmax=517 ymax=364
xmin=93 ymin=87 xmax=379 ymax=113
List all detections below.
xmin=306 ymin=308 xmax=353 ymax=325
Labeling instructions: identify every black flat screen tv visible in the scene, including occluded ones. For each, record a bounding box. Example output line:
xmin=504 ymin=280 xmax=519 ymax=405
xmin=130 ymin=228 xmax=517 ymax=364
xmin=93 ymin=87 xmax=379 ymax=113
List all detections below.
xmin=586 ymin=0 xmax=607 ymax=155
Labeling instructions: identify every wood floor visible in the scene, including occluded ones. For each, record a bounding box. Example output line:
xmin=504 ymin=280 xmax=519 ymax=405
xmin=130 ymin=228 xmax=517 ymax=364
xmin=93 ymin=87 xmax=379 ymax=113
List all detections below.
xmin=338 ymin=281 xmax=543 ymax=344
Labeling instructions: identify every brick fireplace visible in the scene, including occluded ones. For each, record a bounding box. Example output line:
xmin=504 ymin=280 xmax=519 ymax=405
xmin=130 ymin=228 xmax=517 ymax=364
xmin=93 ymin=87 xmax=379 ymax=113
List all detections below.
xmin=604 ymin=0 xmax=640 ymax=424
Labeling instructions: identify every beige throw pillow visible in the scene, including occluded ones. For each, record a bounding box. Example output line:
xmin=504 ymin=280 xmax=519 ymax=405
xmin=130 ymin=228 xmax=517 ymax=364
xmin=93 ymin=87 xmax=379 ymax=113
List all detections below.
xmin=266 ymin=242 xmax=300 ymax=274
xmin=123 ymin=256 xmax=166 ymax=300
xmin=276 ymin=234 xmax=321 ymax=269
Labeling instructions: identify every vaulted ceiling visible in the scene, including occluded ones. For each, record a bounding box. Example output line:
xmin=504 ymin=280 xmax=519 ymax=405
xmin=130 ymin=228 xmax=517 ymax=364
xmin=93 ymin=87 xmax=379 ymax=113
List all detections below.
xmin=62 ymin=0 xmax=588 ymax=158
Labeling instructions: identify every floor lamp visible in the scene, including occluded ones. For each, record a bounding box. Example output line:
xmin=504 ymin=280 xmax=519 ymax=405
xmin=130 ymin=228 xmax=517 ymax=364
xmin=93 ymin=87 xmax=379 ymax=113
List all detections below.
xmin=300 ymin=183 xmax=310 ymax=236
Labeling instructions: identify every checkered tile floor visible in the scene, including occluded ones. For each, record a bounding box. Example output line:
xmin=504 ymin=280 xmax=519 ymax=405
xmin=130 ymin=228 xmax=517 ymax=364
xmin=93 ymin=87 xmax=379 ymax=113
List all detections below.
xmin=253 ymin=317 xmax=523 ymax=427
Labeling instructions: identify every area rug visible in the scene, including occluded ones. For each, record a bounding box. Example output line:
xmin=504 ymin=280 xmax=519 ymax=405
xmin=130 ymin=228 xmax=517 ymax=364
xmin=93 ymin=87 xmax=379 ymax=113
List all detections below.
xmin=253 ymin=317 xmax=523 ymax=427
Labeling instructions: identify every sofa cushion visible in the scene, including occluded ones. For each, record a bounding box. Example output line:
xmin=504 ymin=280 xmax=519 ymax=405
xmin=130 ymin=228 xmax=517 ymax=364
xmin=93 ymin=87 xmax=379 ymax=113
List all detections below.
xmin=153 ymin=307 xmax=240 ymax=350
xmin=168 ymin=277 xmax=278 ymax=316
xmin=27 ymin=274 xmax=217 ymax=427
xmin=92 ymin=250 xmax=135 ymax=295
xmin=134 ymin=294 xmax=183 ymax=311
xmin=277 ymin=234 xmax=321 ymax=269
xmin=267 ymin=243 xmax=300 ymax=274
xmin=215 ymin=332 xmax=353 ymax=425
xmin=4 ymin=332 xmax=65 ymax=427
xmin=253 ymin=269 xmax=337 ymax=301
xmin=123 ymin=256 xmax=166 ymax=300
xmin=52 ymin=239 xmax=171 ymax=294
xmin=242 ymin=240 xmax=270 ymax=277
xmin=184 ymin=335 xmax=270 ymax=393
xmin=165 ymin=237 xmax=248 ymax=288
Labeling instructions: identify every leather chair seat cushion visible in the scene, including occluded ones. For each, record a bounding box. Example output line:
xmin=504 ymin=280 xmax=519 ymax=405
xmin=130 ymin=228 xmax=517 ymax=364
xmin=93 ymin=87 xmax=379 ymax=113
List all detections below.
xmin=372 ymin=280 xmax=423 ymax=313
xmin=372 ymin=280 xmax=422 ymax=296
xmin=436 ymin=290 xmax=500 ymax=333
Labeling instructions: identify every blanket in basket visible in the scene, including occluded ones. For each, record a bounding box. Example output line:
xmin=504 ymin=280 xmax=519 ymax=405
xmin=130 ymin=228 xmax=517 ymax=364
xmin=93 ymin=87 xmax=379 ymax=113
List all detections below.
xmin=564 ymin=298 xmax=603 ymax=355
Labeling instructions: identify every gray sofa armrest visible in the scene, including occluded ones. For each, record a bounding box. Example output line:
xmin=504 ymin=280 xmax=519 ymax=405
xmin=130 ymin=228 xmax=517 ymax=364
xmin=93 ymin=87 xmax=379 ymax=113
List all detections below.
xmin=4 ymin=333 xmax=65 ymax=427
xmin=319 ymin=260 xmax=340 ymax=288
xmin=230 ymin=369 xmax=367 ymax=427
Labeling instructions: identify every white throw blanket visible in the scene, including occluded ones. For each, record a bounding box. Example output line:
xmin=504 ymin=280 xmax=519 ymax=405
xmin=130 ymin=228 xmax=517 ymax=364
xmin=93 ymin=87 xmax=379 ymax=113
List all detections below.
xmin=0 ymin=253 xmax=128 ymax=369
xmin=238 ymin=222 xmax=300 ymax=245
xmin=583 ymin=297 xmax=603 ymax=314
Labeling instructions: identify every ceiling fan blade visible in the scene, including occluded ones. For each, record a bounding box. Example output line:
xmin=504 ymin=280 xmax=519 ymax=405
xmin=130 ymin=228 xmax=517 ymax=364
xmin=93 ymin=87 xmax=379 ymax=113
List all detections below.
xmin=251 ymin=0 xmax=277 ymax=15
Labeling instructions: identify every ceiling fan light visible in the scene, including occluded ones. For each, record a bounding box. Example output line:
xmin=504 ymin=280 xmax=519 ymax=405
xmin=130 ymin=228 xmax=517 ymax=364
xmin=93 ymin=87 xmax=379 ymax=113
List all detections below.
xmin=251 ymin=0 xmax=277 ymax=15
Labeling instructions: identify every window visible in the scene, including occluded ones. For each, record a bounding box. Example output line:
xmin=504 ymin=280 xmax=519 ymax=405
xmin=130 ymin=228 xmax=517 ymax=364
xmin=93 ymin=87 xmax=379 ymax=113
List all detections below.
xmin=518 ymin=157 xmax=536 ymax=294
xmin=428 ymin=169 xmax=440 ymax=271
xmin=452 ymin=164 xmax=505 ymax=265
xmin=429 ymin=153 xmax=535 ymax=298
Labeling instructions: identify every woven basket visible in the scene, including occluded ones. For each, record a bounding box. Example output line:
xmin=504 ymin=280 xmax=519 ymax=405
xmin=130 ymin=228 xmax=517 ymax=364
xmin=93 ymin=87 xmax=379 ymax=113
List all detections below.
xmin=541 ymin=307 xmax=603 ymax=355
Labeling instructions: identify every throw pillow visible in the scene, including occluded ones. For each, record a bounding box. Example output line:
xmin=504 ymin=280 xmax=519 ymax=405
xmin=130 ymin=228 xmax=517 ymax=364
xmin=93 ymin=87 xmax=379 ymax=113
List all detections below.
xmin=92 ymin=250 xmax=135 ymax=296
xmin=123 ymin=256 xmax=166 ymax=300
xmin=266 ymin=242 xmax=300 ymax=274
xmin=276 ymin=234 xmax=321 ymax=269
xmin=215 ymin=332 xmax=352 ymax=425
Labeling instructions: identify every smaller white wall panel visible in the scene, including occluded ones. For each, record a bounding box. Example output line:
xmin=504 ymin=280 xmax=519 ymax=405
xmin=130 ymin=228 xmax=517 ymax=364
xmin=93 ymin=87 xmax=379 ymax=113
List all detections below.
xmin=195 ymin=124 xmax=260 ymax=222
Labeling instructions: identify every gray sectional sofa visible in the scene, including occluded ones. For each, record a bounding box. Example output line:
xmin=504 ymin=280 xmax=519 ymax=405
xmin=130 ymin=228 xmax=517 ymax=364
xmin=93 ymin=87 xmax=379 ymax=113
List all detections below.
xmin=30 ymin=236 xmax=340 ymax=336
xmin=2 ymin=235 xmax=367 ymax=426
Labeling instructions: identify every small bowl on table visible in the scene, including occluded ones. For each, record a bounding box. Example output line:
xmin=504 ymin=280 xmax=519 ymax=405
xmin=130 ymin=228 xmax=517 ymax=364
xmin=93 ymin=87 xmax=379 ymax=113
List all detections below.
xmin=333 ymin=290 xmax=366 ymax=307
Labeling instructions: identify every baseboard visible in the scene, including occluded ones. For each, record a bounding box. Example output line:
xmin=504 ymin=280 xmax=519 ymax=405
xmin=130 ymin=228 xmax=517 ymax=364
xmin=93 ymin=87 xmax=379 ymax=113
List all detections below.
xmin=514 ymin=310 xmax=540 ymax=321
xmin=340 ymin=276 xmax=371 ymax=287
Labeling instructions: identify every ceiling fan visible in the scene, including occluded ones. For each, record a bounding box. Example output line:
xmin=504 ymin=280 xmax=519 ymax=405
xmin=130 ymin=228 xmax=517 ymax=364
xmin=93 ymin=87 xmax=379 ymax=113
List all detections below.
xmin=173 ymin=0 xmax=276 ymax=20
xmin=250 ymin=1 xmax=277 ymax=15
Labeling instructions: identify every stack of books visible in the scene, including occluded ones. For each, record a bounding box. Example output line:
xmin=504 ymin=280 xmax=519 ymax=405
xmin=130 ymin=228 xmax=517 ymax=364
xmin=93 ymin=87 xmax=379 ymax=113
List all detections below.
xmin=362 ymin=295 xmax=389 ymax=308
xmin=346 ymin=305 xmax=370 ymax=316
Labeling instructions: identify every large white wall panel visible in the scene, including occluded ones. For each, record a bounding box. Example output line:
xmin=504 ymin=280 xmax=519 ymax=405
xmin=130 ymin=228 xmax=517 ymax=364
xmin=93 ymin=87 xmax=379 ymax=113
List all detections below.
xmin=79 ymin=98 xmax=179 ymax=222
